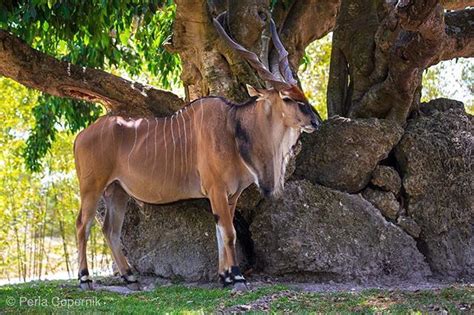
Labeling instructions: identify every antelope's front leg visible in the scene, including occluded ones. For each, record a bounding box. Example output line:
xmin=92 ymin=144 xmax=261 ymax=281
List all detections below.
xmin=209 ymin=190 xmax=248 ymax=291
xmin=215 ymin=223 xmax=232 ymax=287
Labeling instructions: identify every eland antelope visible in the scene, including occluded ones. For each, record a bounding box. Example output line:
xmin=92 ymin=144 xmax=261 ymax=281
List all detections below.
xmin=74 ymin=13 xmax=322 ymax=291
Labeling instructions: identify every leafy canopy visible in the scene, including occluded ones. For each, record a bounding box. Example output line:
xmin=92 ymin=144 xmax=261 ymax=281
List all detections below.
xmin=0 ymin=0 xmax=180 ymax=171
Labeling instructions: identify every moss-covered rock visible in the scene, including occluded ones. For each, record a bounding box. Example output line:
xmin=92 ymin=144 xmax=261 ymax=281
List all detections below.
xmin=395 ymin=99 xmax=473 ymax=280
xmin=251 ymin=180 xmax=431 ymax=283
xmin=294 ymin=117 xmax=403 ymax=193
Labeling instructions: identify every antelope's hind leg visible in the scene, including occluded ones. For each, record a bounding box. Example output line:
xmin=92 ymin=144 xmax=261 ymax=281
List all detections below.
xmin=76 ymin=190 xmax=102 ymax=290
xmin=102 ymin=182 xmax=140 ymax=290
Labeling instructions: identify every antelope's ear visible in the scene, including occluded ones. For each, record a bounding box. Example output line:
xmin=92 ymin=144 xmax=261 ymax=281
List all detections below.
xmin=278 ymin=90 xmax=293 ymax=102
xmin=279 ymin=86 xmax=308 ymax=103
xmin=247 ymin=85 xmax=271 ymax=114
xmin=278 ymin=88 xmax=295 ymax=99
xmin=246 ymin=84 xmax=266 ymax=98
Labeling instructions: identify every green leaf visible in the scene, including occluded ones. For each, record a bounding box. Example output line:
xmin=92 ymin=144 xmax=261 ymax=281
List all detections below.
xmin=119 ymin=28 xmax=130 ymax=44
xmin=83 ymin=34 xmax=89 ymax=46
xmin=2 ymin=1 xmax=181 ymax=168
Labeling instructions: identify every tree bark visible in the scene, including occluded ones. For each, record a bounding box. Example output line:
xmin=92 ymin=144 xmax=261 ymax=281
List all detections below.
xmin=0 ymin=30 xmax=184 ymax=117
xmin=434 ymin=8 xmax=474 ymax=65
xmin=171 ymin=0 xmax=341 ymax=102
xmin=272 ymin=0 xmax=341 ymax=70
xmin=327 ymin=0 xmax=474 ymax=123
xmin=171 ymin=0 xmax=271 ymax=102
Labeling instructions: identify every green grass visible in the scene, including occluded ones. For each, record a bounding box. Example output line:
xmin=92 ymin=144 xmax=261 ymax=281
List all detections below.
xmin=271 ymin=287 xmax=473 ymax=314
xmin=0 ymin=280 xmax=472 ymax=314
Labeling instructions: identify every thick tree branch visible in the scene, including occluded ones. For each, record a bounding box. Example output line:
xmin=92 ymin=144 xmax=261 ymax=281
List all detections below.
xmin=0 ymin=30 xmax=184 ymax=117
xmin=434 ymin=8 xmax=474 ymax=64
xmin=330 ymin=0 xmax=473 ymax=123
xmin=173 ymin=0 xmax=340 ymax=102
xmin=274 ymin=0 xmax=341 ymax=69
xmin=350 ymin=1 xmax=446 ymax=122
xmin=327 ymin=0 xmax=380 ymax=118
xmin=172 ymin=0 xmax=237 ymax=100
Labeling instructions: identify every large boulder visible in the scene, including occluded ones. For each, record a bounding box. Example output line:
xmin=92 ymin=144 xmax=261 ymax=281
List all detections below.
xmin=121 ymin=200 xmax=249 ymax=282
xmin=395 ymin=99 xmax=473 ymax=280
xmin=294 ymin=117 xmax=404 ymax=193
xmin=121 ymin=200 xmax=217 ymax=281
xmin=250 ymin=180 xmax=431 ymax=283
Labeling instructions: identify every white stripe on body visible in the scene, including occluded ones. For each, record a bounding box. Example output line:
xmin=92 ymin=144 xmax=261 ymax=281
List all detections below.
xmin=162 ymin=117 xmax=168 ymax=195
xmin=180 ymin=111 xmax=188 ymax=178
xmin=127 ymin=119 xmax=140 ymax=173
xmin=170 ymin=115 xmax=176 ymax=182
xmin=145 ymin=118 xmax=150 ymax=162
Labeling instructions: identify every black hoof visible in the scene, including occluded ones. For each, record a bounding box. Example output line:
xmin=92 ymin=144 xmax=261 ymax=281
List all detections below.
xmin=220 ymin=266 xmax=250 ymax=290
xmin=78 ymin=269 xmax=93 ymax=290
xmin=219 ymin=271 xmax=233 ymax=288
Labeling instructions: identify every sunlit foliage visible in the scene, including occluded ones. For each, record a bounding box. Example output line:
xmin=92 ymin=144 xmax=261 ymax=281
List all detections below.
xmin=299 ymin=34 xmax=332 ymax=120
xmin=0 ymin=78 xmax=111 ymax=282
xmin=422 ymin=58 xmax=473 ymax=114
xmin=0 ymin=1 xmax=181 ymax=170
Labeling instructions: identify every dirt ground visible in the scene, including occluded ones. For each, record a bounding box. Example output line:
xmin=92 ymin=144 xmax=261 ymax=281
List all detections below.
xmin=93 ymin=274 xmax=471 ymax=295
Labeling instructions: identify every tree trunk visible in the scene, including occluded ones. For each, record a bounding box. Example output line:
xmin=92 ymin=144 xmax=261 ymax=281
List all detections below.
xmin=327 ymin=0 xmax=474 ymax=123
xmin=170 ymin=0 xmax=339 ymax=102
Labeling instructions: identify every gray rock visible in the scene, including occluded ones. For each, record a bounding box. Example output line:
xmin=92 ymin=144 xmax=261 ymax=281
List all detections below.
xmin=419 ymin=98 xmax=464 ymax=115
xmin=121 ymin=199 xmax=247 ymax=282
xmin=294 ymin=117 xmax=404 ymax=193
xmin=362 ymin=187 xmax=400 ymax=220
xmin=370 ymin=165 xmax=401 ymax=194
xmin=395 ymin=98 xmax=473 ymax=280
xmin=397 ymin=215 xmax=421 ymax=238
xmin=237 ymin=184 xmax=263 ymax=223
xmin=250 ymin=180 xmax=431 ymax=283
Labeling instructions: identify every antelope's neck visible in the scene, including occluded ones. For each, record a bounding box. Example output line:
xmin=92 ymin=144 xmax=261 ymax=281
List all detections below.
xmin=230 ymin=103 xmax=300 ymax=193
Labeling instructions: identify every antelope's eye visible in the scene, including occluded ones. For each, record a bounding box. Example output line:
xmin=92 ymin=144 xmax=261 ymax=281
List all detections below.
xmin=297 ymin=102 xmax=313 ymax=115
xmin=282 ymin=96 xmax=294 ymax=103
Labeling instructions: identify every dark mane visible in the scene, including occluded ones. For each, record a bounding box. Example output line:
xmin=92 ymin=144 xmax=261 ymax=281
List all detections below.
xmin=184 ymin=96 xmax=258 ymax=109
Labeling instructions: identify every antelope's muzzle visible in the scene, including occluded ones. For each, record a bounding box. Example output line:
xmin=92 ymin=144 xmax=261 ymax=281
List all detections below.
xmin=311 ymin=118 xmax=321 ymax=130
xmin=260 ymin=186 xmax=273 ymax=199
xmin=260 ymin=184 xmax=283 ymax=200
